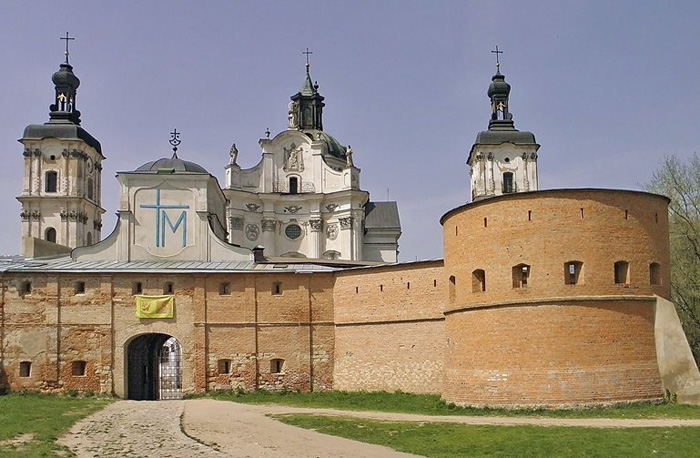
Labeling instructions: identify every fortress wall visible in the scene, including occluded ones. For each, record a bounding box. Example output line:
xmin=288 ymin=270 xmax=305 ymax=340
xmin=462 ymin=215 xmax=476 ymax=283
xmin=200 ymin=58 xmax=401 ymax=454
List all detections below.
xmin=332 ymin=261 xmax=446 ymax=393
xmin=444 ymin=299 xmax=661 ymax=406
xmin=440 ymin=189 xmax=670 ymax=406
xmin=0 ymin=271 xmax=336 ymax=396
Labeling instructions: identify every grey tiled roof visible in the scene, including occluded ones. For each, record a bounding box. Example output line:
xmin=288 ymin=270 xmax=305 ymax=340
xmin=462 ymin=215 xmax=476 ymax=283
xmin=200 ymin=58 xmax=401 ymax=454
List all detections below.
xmin=0 ymin=257 xmax=336 ymax=274
xmin=364 ymin=201 xmax=401 ymax=229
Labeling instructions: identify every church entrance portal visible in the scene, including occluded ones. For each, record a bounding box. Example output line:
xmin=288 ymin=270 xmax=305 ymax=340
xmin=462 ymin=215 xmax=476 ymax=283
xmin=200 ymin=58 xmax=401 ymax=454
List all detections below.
xmin=126 ymin=334 xmax=182 ymax=400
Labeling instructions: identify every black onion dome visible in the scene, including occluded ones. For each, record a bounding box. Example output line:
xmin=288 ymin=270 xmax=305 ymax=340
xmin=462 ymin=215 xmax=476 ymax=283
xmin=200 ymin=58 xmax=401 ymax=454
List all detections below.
xmin=134 ymin=155 xmax=209 ymax=174
xmin=487 ymin=72 xmax=510 ymax=98
xmin=52 ymin=63 xmax=80 ymax=89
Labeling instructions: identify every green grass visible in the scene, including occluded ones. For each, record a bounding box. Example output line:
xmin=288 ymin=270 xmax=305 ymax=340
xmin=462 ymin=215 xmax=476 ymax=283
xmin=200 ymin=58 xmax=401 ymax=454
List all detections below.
xmin=0 ymin=393 xmax=112 ymax=457
xmin=207 ymin=390 xmax=700 ymax=419
xmin=276 ymin=414 xmax=700 ymax=458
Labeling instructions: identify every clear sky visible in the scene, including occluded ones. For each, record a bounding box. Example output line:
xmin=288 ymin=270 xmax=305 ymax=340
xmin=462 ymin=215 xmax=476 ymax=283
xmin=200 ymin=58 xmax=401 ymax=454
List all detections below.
xmin=1 ymin=1 xmax=698 ymax=260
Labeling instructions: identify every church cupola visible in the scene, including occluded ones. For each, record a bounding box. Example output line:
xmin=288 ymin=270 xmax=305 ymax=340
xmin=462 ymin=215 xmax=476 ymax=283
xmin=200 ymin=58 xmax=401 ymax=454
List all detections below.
xmin=487 ymin=68 xmax=513 ymax=130
xmin=49 ymin=34 xmax=81 ymax=125
xmin=467 ymin=47 xmax=540 ymax=202
xmin=288 ymin=55 xmax=325 ymax=131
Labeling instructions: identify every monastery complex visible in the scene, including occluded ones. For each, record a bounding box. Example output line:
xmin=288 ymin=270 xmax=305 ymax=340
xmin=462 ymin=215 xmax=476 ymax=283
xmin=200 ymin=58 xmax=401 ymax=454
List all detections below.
xmin=1 ymin=48 xmax=699 ymax=407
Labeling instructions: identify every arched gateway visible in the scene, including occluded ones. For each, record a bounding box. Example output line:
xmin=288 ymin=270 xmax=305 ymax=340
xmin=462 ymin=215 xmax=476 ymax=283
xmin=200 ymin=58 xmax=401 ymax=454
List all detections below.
xmin=126 ymin=334 xmax=182 ymax=400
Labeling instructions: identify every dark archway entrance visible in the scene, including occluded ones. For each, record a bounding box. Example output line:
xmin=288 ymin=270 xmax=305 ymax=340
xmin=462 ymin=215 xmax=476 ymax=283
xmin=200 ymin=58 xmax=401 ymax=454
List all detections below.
xmin=127 ymin=334 xmax=182 ymax=400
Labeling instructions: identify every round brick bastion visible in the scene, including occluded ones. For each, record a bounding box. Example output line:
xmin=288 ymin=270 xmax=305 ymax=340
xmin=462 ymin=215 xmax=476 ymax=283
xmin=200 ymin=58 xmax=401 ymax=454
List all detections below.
xmin=440 ymin=188 xmax=671 ymax=407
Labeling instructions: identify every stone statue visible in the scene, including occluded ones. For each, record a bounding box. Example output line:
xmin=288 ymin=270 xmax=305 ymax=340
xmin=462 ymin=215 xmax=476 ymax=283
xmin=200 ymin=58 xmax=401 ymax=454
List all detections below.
xmin=288 ymin=148 xmax=299 ymax=170
xmin=345 ymin=145 xmax=354 ymax=167
xmin=229 ymin=143 xmax=238 ymax=165
xmin=288 ymin=101 xmax=299 ymax=128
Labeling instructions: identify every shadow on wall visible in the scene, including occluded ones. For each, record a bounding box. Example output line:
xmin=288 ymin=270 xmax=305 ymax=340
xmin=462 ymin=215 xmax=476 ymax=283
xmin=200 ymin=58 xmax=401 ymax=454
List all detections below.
xmin=0 ymin=365 xmax=8 ymax=395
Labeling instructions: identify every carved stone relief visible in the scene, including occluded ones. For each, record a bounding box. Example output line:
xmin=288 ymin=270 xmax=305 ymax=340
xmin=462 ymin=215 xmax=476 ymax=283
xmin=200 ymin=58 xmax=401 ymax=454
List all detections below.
xmin=245 ymin=224 xmax=259 ymax=241
xmin=229 ymin=216 xmax=244 ymax=231
xmin=284 ymin=205 xmax=302 ymax=214
xmin=339 ymin=217 xmax=353 ymax=229
xmin=245 ymin=203 xmax=260 ymax=212
xmin=283 ymin=143 xmax=304 ymax=172
xmin=261 ymin=219 xmax=277 ymax=232
xmin=309 ymin=219 xmax=323 ymax=231
xmin=325 ymin=203 xmax=338 ymax=212
xmin=326 ymin=223 xmax=338 ymax=240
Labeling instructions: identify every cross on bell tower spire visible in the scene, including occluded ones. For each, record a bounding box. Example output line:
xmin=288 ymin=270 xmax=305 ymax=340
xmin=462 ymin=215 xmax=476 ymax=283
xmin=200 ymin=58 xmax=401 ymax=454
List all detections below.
xmin=60 ymin=32 xmax=75 ymax=64
xmin=491 ymin=45 xmax=503 ymax=73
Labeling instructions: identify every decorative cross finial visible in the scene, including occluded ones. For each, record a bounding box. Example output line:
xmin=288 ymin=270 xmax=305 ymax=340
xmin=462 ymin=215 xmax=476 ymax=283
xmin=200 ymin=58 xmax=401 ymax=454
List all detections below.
xmin=61 ymin=32 xmax=75 ymax=64
xmin=302 ymin=47 xmax=313 ymax=72
xmin=169 ymin=128 xmax=181 ymax=156
xmin=491 ymin=45 xmax=503 ymax=71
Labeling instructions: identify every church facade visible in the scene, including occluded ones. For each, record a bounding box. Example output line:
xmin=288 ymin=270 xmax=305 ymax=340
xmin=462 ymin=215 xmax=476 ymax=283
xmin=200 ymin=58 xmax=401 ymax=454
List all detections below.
xmin=1 ymin=52 xmax=699 ymax=406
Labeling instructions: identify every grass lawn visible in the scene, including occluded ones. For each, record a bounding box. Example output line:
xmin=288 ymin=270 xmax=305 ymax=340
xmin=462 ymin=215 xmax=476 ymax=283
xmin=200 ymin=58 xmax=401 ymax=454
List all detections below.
xmin=276 ymin=414 xmax=699 ymax=458
xmin=208 ymin=390 xmax=700 ymax=419
xmin=0 ymin=393 xmax=112 ymax=458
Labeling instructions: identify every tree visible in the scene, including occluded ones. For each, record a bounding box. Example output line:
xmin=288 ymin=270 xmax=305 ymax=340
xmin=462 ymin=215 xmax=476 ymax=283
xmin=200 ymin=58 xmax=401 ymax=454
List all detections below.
xmin=647 ymin=154 xmax=700 ymax=363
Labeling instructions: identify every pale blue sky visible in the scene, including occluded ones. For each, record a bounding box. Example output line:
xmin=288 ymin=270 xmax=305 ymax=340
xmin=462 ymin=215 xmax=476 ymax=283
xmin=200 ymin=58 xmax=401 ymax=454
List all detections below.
xmin=1 ymin=1 xmax=698 ymax=260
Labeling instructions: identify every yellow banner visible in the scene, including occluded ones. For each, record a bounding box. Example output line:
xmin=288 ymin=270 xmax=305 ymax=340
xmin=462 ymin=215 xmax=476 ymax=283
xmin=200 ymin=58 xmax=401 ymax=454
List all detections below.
xmin=135 ymin=295 xmax=174 ymax=319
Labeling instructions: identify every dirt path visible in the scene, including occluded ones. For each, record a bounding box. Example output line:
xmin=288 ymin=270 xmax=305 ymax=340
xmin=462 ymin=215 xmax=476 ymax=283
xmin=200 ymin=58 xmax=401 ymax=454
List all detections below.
xmin=58 ymin=401 xmax=228 ymax=458
xmin=189 ymin=400 xmax=700 ymax=428
xmin=58 ymin=399 xmax=700 ymax=458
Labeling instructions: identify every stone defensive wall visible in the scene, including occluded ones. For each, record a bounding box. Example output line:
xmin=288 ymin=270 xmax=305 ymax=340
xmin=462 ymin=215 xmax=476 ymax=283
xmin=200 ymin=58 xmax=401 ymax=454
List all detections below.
xmin=332 ymin=260 xmax=446 ymax=394
xmin=440 ymin=188 xmax=671 ymax=406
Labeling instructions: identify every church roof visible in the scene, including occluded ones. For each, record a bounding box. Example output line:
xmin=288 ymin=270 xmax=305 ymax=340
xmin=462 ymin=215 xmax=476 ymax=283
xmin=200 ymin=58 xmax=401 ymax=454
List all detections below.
xmin=365 ymin=201 xmax=401 ymax=229
xmin=303 ymin=129 xmax=347 ymax=160
xmin=22 ymin=120 xmax=103 ymax=155
xmin=133 ymin=154 xmax=209 ymax=174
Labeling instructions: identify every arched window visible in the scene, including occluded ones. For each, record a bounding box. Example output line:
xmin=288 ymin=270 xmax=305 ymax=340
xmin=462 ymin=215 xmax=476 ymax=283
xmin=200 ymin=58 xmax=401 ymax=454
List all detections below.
xmin=45 ymin=227 xmax=57 ymax=243
xmin=564 ymin=261 xmax=583 ymax=285
xmin=502 ymin=172 xmax=515 ymax=193
xmin=87 ymin=178 xmax=94 ymax=200
xmin=45 ymin=171 xmax=58 ymax=193
xmin=614 ymin=261 xmax=629 ymax=285
xmin=650 ymin=262 xmax=661 ymax=286
xmin=449 ymin=275 xmax=456 ymax=302
xmin=512 ymin=264 xmax=530 ymax=288
xmin=289 ymin=176 xmax=298 ymax=195
xmin=472 ymin=269 xmax=486 ymax=292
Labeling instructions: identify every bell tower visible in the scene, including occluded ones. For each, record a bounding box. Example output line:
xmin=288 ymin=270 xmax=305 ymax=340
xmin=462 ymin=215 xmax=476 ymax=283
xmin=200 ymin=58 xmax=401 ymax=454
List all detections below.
xmin=16 ymin=34 xmax=105 ymax=257
xmin=467 ymin=47 xmax=540 ymax=201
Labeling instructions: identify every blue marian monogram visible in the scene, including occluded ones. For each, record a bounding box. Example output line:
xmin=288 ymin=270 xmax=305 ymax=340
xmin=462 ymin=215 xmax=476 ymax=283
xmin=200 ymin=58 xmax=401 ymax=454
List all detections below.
xmin=139 ymin=189 xmax=190 ymax=247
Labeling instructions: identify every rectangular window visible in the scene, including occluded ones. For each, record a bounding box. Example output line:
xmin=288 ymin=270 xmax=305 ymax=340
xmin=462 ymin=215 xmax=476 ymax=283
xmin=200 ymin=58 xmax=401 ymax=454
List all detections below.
xmin=271 ymin=358 xmax=285 ymax=374
xmin=20 ymin=281 xmax=31 ymax=295
xmin=71 ymin=361 xmax=87 ymax=376
xmin=132 ymin=282 xmax=143 ymax=295
xmin=19 ymin=361 xmax=31 ymax=377
xmin=74 ymin=281 xmax=85 ymax=295
xmin=272 ymin=282 xmax=282 ymax=295
xmin=219 ymin=282 xmax=231 ymax=295
xmin=564 ymin=261 xmax=583 ymax=285
xmin=218 ymin=359 xmax=232 ymax=374
xmin=164 ymin=282 xmax=174 ymax=294
xmin=614 ymin=261 xmax=629 ymax=285
xmin=512 ymin=264 xmax=530 ymax=288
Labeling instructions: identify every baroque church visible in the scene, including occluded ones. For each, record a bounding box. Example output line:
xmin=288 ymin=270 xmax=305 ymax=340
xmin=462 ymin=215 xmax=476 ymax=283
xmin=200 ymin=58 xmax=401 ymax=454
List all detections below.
xmin=1 ymin=46 xmax=700 ymax=406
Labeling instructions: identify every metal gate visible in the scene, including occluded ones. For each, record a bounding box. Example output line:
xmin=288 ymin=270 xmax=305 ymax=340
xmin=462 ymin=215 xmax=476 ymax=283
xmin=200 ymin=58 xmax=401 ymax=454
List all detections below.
xmin=159 ymin=337 xmax=182 ymax=400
